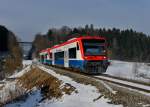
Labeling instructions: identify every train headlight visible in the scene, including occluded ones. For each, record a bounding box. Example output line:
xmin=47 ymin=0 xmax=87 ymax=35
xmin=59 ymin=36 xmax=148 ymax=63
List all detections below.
xmin=103 ymin=56 xmax=107 ymax=59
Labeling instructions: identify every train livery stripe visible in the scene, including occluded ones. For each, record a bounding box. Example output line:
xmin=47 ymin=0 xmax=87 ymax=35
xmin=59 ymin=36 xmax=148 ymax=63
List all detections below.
xmin=69 ymin=60 xmax=85 ymax=70
xmin=43 ymin=59 xmax=85 ymax=71
xmin=55 ymin=59 xmax=64 ymax=66
xmin=46 ymin=60 xmax=52 ymax=65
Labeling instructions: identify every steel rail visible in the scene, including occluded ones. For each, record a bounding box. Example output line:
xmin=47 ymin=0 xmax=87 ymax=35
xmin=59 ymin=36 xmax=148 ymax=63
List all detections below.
xmin=94 ymin=76 xmax=150 ymax=93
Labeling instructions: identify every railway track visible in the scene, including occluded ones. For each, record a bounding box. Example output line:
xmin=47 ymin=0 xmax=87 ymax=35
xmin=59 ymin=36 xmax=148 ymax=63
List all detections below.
xmin=94 ymin=76 xmax=150 ymax=93
xmin=36 ymin=63 xmax=150 ymax=95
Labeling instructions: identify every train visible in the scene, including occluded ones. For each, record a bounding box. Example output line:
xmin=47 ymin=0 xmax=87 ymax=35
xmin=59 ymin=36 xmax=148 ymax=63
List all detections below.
xmin=39 ymin=36 xmax=109 ymax=74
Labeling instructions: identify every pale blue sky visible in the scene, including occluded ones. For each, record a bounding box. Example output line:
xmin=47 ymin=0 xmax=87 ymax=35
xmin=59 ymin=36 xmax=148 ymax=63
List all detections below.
xmin=0 ymin=0 xmax=149 ymax=41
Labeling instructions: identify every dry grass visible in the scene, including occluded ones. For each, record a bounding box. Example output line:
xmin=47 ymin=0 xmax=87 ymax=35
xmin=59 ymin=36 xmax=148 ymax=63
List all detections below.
xmin=106 ymin=83 xmax=150 ymax=107
xmin=17 ymin=67 xmax=76 ymax=100
xmin=4 ymin=43 xmax=23 ymax=76
xmin=1 ymin=66 xmax=77 ymax=106
xmin=62 ymin=83 xmax=78 ymax=95
xmin=0 ymin=85 xmax=4 ymax=90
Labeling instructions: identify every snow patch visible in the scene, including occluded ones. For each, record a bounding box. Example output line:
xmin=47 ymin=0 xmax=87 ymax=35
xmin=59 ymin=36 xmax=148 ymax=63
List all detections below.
xmin=106 ymin=60 xmax=150 ymax=82
xmin=10 ymin=65 xmax=31 ymax=78
xmin=6 ymin=90 xmax=42 ymax=107
xmin=22 ymin=60 xmax=32 ymax=67
xmin=99 ymin=81 xmax=117 ymax=94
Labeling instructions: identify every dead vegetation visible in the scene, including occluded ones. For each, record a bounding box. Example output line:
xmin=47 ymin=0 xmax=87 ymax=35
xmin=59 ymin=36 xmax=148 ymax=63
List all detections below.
xmin=0 ymin=85 xmax=4 ymax=90
xmin=106 ymin=83 xmax=150 ymax=107
xmin=0 ymin=82 xmax=25 ymax=106
xmin=1 ymin=66 xmax=77 ymax=106
xmin=4 ymin=32 xmax=23 ymax=76
xmin=0 ymin=26 xmax=22 ymax=80
xmin=17 ymin=67 xmax=77 ymax=101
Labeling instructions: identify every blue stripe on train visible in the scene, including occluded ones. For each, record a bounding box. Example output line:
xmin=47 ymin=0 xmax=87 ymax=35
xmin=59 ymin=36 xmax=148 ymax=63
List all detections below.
xmin=40 ymin=59 xmax=52 ymax=65
xmin=46 ymin=60 xmax=52 ymax=65
xmin=69 ymin=60 xmax=85 ymax=71
xmin=42 ymin=59 xmax=86 ymax=71
xmin=55 ymin=59 xmax=64 ymax=66
xmin=54 ymin=59 xmax=85 ymax=71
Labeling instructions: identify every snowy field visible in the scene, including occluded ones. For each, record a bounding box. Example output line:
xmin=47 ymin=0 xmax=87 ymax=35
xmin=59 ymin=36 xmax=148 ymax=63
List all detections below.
xmin=106 ymin=60 xmax=150 ymax=82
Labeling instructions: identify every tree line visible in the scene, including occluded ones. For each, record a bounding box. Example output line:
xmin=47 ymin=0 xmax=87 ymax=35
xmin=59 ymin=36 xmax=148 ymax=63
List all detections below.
xmin=30 ymin=24 xmax=150 ymax=62
xmin=0 ymin=25 xmax=22 ymax=79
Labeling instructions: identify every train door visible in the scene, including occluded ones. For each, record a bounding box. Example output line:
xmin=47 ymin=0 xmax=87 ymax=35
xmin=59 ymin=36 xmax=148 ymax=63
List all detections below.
xmin=52 ymin=52 xmax=54 ymax=65
xmin=64 ymin=48 xmax=69 ymax=67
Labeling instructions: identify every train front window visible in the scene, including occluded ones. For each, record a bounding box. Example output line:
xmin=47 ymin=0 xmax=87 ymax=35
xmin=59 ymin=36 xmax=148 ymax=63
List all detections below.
xmin=82 ymin=39 xmax=106 ymax=56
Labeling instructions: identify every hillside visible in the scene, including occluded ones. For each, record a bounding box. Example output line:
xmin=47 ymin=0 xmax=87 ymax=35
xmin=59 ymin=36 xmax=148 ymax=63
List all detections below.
xmin=0 ymin=25 xmax=22 ymax=79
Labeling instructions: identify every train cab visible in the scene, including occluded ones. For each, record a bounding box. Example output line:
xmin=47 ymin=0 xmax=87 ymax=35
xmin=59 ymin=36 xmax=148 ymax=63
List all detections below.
xmin=79 ymin=37 xmax=109 ymax=73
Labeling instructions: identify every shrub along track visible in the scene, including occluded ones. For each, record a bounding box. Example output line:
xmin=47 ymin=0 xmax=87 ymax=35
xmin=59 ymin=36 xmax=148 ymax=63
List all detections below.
xmin=35 ymin=63 xmax=150 ymax=107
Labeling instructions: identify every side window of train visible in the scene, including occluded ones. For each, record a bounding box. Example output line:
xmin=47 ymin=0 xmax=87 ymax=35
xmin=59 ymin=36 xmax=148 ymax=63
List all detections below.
xmin=55 ymin=51 xmax=64 ymax=60
xmin=69 ymin=47 xmax=76 ymax=58
xmin=77 ymin=42 xmax=79 ymax=50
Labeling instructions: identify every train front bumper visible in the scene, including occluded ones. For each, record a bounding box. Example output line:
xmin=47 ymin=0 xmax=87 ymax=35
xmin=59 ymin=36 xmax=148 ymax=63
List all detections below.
xmin=83 ymin=60 xmax=109 ymax=74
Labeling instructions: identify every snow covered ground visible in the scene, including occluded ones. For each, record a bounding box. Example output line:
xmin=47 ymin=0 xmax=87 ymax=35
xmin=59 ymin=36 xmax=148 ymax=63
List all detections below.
xmin=10 ymin=65 xmax=31 ymax=78
xmin=5 ymin=65 xmax=123 ymax=107
xmin=22 ymin=60 xmax=32 ymax=67
xmin=1 ymin=60 xmax=150 ymax=107
xmin=10 ymin=60 xmax=32 ymax=78
xmin=37 ymin=66 xmax=123 ymax=107
xmin=0 ymin=65 xmax=32 ymax=105
xmin=0 ymin=60 xmax=33 ymax=105
xmin=106 ymin=60 xmax=150 ymax=82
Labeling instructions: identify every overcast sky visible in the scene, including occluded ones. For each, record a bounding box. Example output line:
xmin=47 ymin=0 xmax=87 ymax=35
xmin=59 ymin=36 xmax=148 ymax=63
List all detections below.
xmin=0 ymin=0 xmax=149 ymax=41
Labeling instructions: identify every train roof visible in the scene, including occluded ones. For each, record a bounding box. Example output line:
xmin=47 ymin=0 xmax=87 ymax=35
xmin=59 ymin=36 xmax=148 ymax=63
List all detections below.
xmin=51 ymin=36 xmax=106 ymax=49
xmin=40 ymin=48 xmax=51 ymax=53
xmin=39 ymin=36 xmax=106 ymax=53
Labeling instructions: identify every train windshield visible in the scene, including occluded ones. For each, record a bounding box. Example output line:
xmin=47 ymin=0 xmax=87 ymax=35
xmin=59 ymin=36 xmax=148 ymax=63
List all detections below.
xmin=82 ymin=39 xmax=106 ymax=56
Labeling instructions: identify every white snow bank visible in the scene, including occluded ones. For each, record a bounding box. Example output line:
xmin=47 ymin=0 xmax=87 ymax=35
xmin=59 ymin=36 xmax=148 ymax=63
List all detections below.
xmin=0 ymin=81 xmax=25 ymax=103
xmin=0 ymin=65 xmax=32 ymax=104
xmin=106 ymin=60 xmax=150 ymax=82
xmin=6 ymin=90 xmax=42 ymax=107
xmin=10 ymin=65 xmax=31 ymax=78
xmin=22 ymin=60 xmax=32 ymax=67
xmin=38 ymin=66 xmax=122 ymax=107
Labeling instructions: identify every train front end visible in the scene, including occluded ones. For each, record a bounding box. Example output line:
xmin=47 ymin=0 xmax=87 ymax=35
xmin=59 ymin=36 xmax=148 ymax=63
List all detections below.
xmin=80 ymin=37 xmax=109 ymax=74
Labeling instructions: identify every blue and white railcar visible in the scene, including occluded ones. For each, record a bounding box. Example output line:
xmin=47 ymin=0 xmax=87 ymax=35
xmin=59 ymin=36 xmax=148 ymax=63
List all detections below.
xmin=40 ymin=36 xmax=109 ymax=74
xmin=39 ymin=48 xmax=52 ymax=65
